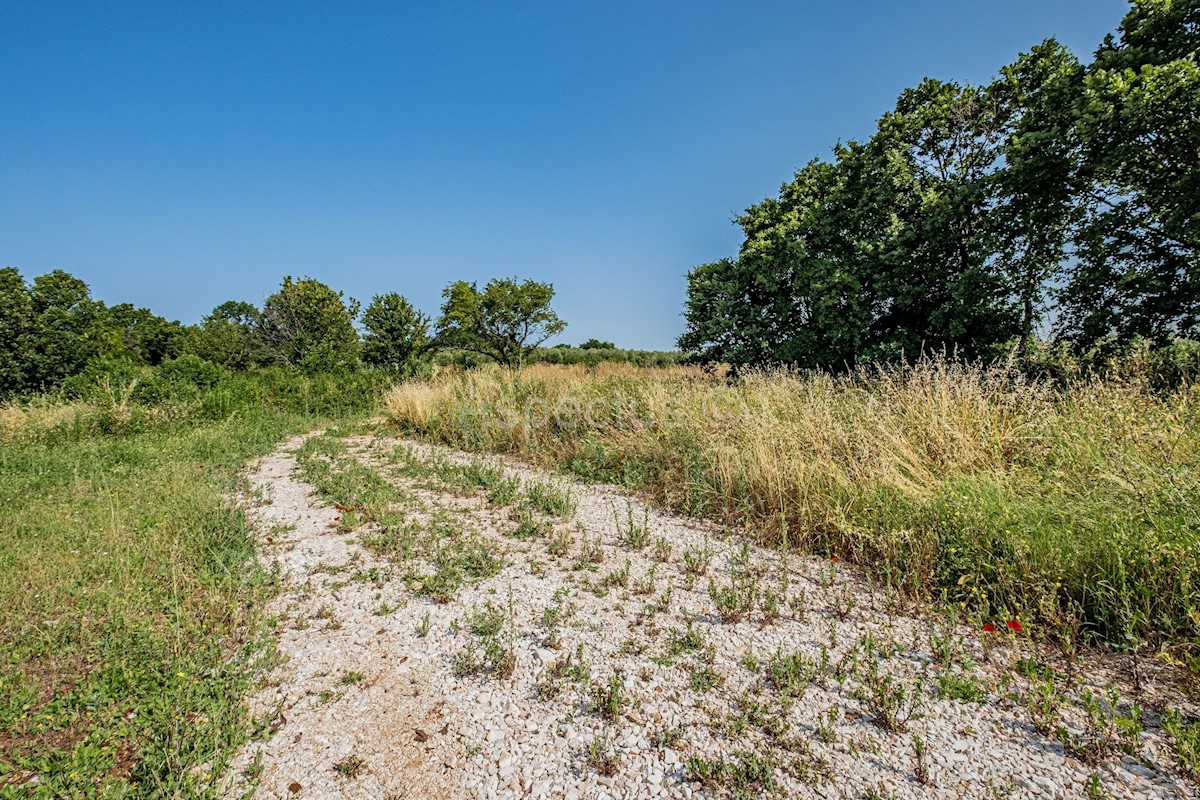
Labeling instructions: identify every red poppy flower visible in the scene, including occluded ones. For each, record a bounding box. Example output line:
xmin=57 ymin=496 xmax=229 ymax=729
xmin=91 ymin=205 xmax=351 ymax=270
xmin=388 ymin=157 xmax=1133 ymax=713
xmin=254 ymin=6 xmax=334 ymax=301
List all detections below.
xmin=334 ymin=516 xmax=341 ymax=522
xmin=832 ymin=556 xmax=840 ymax=563
xmin=266 ymin=536 xmax=274 ymax=543
xmin=982 ymin=623 xmax=997 ymax=633
xmin=1006 ymin=620 xmax=1023 ymax=632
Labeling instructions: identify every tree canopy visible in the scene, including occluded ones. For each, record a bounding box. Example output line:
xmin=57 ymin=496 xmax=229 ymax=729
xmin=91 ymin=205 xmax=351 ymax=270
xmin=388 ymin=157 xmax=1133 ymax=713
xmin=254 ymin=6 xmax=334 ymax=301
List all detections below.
xmin=436 ymin=278 xmax=566 ymax=370
xmin=681 ymin=0 xmax=1200 ymax=370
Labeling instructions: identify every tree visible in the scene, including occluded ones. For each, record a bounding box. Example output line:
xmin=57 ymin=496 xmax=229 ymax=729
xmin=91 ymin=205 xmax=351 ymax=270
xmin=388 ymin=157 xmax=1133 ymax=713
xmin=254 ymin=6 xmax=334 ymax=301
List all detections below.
xmin=186 ymin=301 xmax=262 ymax=369
xmin=256 ymin=277 xmax=361 ymax=372
xmin=361 ymin=293 xmax=430 ymax=373
xmin=990 ymin=40 xmax=1086 ymax=347
xmin=101 ymin=303 xmax=185 ymax=365
xmin=1060 ymin=0 xmax=1200 ymax=345
xmin=0 ymin=267 xmax=33 ymax=394
xmin=436 ymin=278 xmax=566 ymax=370
xmin=25 ymin=269 xmax=105 ymax=389
xmin=579 ymin=339 xmax=616 ymax=350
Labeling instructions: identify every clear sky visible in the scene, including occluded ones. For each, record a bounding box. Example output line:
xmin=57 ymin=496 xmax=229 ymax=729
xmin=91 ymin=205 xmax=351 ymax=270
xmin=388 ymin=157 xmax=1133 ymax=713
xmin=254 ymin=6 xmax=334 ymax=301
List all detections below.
xmin=1 ymin=1 xmax=1129 ymax=349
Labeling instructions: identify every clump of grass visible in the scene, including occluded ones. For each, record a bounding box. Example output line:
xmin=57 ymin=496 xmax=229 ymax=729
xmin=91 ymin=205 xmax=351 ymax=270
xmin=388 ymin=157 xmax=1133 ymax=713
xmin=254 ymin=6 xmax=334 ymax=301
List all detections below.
xmin=333 ymin=754 xmax=367 ymax=777
xmin=613 ymin=500 xmax=650 ymax=548
xmin=384 ymin=359 xmax=1200 ymax=651
xmin=591 ymin=671 xmax=628 ymax=720
xmin=525 ymin=481 xmax=575 ymax=517
xmin=686 ymin=751 xmax=777 ymax=796
xmin=709 ymin=570 xmax=757 ymax=623
xmin=454 ymin=602 xmax=516 ymax=679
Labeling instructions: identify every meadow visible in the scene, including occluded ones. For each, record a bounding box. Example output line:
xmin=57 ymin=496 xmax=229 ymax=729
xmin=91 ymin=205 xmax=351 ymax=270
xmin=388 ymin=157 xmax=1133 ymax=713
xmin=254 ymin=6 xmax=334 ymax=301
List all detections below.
xmin=385 ymin=359 xmax=1200 ymax=659
xmin=0 ymin=371 xmax=381 ymax=797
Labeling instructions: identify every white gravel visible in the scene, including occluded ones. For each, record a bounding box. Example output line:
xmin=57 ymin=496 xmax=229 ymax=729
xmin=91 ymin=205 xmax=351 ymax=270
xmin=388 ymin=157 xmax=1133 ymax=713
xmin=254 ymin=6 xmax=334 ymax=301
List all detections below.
xmin=224 ymin=433 xmax=1196 ymax=800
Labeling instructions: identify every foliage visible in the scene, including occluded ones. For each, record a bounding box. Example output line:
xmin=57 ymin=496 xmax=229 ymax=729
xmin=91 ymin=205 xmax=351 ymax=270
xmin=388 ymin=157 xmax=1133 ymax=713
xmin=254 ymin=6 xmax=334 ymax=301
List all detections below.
xmin=435 ymin=277 xmax=566 ymax=370
xmin=682 ymin=0 xmax=1200 ymax=369
xmin=0 ymin=267 xmax=188 ymax=396
xmin=186 ymin=300 xmax=262 ymax=370
xmin=361 ymin=292 xmax=431 ymax=375
xmin=256 ymin=276 xmax=361 ymax=373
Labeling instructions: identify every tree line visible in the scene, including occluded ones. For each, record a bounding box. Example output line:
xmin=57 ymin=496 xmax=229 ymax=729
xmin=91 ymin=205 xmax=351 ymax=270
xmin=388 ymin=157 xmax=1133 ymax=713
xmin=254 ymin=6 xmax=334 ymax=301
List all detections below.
xmin=680 ymin=0 xmax=1199 ymax=371
xmin=0 ymin=270 xmax=578 ymax=397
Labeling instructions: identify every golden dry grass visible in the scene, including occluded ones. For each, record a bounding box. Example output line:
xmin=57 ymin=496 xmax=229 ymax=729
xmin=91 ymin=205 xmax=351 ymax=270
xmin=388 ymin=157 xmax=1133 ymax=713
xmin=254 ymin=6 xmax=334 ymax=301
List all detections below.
xmin=384 ymin=359 xmax=1200 ymax=651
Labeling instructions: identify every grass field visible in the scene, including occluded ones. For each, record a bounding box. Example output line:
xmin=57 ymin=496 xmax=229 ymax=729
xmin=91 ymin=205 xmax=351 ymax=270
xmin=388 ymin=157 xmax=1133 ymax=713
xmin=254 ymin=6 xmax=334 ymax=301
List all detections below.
xmin=385 ymin=360 xmax=1200 ymax=659
xmin=0 ymin=376 xmax=378 ymax=797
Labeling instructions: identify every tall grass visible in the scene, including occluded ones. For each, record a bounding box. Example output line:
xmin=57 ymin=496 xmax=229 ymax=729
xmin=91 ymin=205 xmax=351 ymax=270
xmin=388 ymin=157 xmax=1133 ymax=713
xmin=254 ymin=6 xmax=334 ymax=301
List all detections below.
xmin=385 ymin=359 xmax=1200 ymax=653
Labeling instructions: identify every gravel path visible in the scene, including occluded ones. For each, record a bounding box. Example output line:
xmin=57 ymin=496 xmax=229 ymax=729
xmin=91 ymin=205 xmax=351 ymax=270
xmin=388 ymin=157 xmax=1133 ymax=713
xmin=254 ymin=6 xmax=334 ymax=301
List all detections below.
xmin=225 ymin=433 xmax=1195 ymax=800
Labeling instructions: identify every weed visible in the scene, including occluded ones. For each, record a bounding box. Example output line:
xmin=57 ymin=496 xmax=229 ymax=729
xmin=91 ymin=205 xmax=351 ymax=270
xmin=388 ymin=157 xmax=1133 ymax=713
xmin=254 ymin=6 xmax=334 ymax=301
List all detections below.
xmin=766 ymin=648 xmax=829 ymax=699
xmin=935 ymin=671 xmax=988 ymax=703
xmin=855 ymin=659 xmax=924 ymax=733
xmin=709 ymin=570 xmax=757 ymax=623
xmin=586 ymin=736 xmax=621 ymax=776
xmin=509 ymin=507 xmax=551 ymax=539
xmin=1163 ymin=708 xmax=1200 ymax=778
xmin=525 ymin=481 xmax=575 ymax=517
xmin=613 ymin=500 xmax=651 ymax=548
xmin=816 ymin=706 xmax=840 ymax=744
xmin=682 ymin=537 xmax=712 ymax=577
xmin=690 ymin=663 xmax=723 ymax=694
xmin=652 ymin=536 xmax=673 ymax=563
xmin=333 ymin=754 xmax=367 ymax=778
xmin=686 ymin=751 xmax=777 ymax=797
xmin=602 ymin=559 xmax=632 ymax=589
xmin=912 ymin=734 xmax=930 ymax=785
xmin=339 ymin=671 xmax=365 ymax=686
xmin=591 ymin=671 xmax=627 ymax=720
xmin=547 ymin=526 xmax=573 ymax=556
xmin=454 ymin=602 xmax=515 ymax=679
xmin=1056 ymin=687 xmax=1142 ymax=765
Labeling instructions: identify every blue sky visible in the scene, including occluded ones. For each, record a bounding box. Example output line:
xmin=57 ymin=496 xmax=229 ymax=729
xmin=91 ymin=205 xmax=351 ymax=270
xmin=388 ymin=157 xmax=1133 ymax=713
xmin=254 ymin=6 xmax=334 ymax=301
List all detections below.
xmin=1 ymin=1 xmax=1129 ymax=349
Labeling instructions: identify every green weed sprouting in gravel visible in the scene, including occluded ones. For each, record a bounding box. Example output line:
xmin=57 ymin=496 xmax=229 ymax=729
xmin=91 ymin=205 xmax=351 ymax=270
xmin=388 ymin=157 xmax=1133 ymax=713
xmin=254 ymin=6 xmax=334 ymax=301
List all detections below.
xmin=509 ymin=507 xmax=551 ymax=539
xmin=934 ymin=671 xmax=988 ymax=703
xmin=1056 ymin=687 xmax=1142 ymax=765
xmin=591 ymin=671 xmax=628 ymax=721
xmin=525 ymin=481 xmax=575 ymax=517
xmin=710 ymin=569 xmax=758 ymax=623
xmin=454 ymin=602 xmax=516 ymax=679
xmin=855 ymin=658 xmax=924 ymax=733
xmin=586 ymin=736 xmax=621 ymax=776
xmin=613 ymin=499 xmax=651 ymax=548
xmin=766 ymin=648 xmax=829 ymax=699
xmin=333 ymin=754 xmax=367 ymax=777
xmin=682 ymin=536 xmax=713 ymax=577
xmin=686 ymin=751 xmax=778 ymax=797
xmin=1163 ymin=708 xmax=1200 ymax=778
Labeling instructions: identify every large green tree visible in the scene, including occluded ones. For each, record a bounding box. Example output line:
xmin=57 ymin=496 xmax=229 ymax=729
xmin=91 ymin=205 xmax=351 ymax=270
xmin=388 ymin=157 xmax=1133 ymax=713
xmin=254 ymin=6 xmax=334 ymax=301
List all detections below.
xmin=0 ymin=267 xmax=33 ymax=394
xmin=25 ymin=270 xmax=106 ymax=389
xmin=990 ymin=40 xmax=1086 ymax=347
xmin=361 ymin=292 xmax=430 ymax=373
xmin=436 ymin=278 xmax=566 ymax=370
xmin=1061 ymin=0 xmax=1200 ymax=344
xmin=256 ymin=277 xmax=361 ymax=372
xmin=186 ymin=301 xmax=262 ymax=369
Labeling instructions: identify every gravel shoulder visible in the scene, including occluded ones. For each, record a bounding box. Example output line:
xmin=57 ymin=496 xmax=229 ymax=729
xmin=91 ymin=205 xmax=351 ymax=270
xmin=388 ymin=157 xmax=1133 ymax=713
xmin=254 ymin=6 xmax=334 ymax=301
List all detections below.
xmin=225 ymin=432 xmax=1197 ymax=800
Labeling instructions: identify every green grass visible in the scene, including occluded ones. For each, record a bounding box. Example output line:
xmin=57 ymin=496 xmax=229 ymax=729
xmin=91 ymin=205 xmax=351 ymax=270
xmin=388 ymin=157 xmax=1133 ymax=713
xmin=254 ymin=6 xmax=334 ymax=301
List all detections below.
xmin=0 ymin=371 xmax=381 ymax=796
xmin=0 ymin=411 xmax=313 ymax=796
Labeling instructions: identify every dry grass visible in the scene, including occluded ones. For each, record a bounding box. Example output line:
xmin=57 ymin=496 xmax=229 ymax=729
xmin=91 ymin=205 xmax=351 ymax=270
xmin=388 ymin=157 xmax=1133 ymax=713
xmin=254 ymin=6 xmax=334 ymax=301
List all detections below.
xmin=385 ymin=359 xmax=1200 ymax=653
